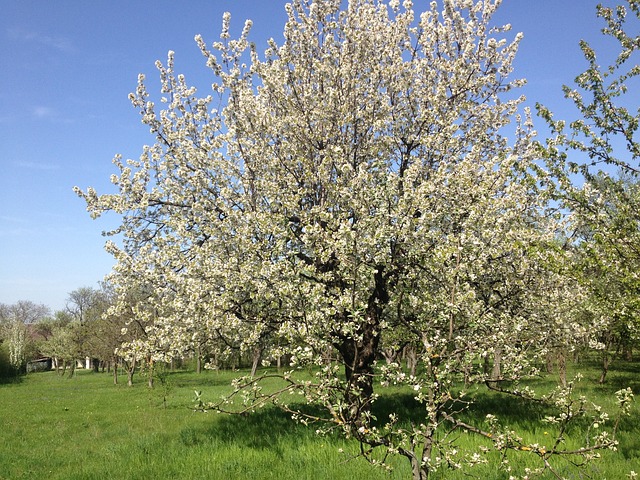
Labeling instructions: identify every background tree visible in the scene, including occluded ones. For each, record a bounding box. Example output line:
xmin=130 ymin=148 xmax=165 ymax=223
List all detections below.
xmin=109 ymin=282 xmax=171 ymax=386
xmin=0 ymin=301 xmax=50 ymax=325
xmin=65 ymin=286 xmax=111 ymax=371
xmin=572 ymin=173 xmax=640 ymax=382
xmin=77 ymin=0 xmax=627 ymax=478
xmin=66 ymin=287 xmax=102 ymax=327
xmin=540 ymin=0 xmax=640 ymax=382
xmin=40 ymin=314 xmax=77 ymax=376
xmin=0 ymin=301 xmax=50 ymax=372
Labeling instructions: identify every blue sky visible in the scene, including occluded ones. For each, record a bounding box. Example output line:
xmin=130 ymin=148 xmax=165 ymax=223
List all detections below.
xmin=0 ymin=0 xmax=626 ymax=312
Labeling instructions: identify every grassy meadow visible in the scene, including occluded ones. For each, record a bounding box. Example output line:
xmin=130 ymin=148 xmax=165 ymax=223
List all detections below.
xmin=0 ymin=361 xmax=639 ymax=480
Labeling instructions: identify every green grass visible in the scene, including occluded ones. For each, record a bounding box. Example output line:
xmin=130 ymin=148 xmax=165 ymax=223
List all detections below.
xmin=0 ymin=362 xmax=638 ymax=479
xmin=0 ymin=369 xmax=409 ymax=480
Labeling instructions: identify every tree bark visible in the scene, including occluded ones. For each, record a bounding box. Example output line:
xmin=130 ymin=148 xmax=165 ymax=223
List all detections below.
xmin=127 ymin=357 xmax=136 ymax=386
xmin=334 ymin=266 xmax=387 ymax=423
xmin=382 ymin=346 xmax=399 ymax=365
xmin=113 ymin=356 xmax=118 ymax=385
xmin=598 ymin=351 xmax=610 ymax=384
xmin=250 ymin=346 xmax=262 ymax=377
xmin=487 ymin=347 xmax=502 ymax=388
xmin=336 ymin=323 xmax=378 ymax=423
xmin=546 ymin=351 xmax=555 ymax=374
xmin=196 ymin=346 xmax=202 ymax=374
xmin=410 ymin=453 xmax=429 ymax=480
xmin=557 ymin=350 xmax=567 ymax=387
xmin=148 ymin=358 xmax=154 ymax=388
xmin=405 ymin=345 xmax=418 ymax=377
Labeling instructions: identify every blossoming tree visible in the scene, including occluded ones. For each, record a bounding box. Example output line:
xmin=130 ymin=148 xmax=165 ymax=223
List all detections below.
xmin=77 ymin=1 xmax=631 ymax=478
xmin=540 ymin=0 xmax=640 ymax=383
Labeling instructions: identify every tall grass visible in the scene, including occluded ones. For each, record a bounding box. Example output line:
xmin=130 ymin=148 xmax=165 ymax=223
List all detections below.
xmin=0 ymin=362 xmax=638 ymax=479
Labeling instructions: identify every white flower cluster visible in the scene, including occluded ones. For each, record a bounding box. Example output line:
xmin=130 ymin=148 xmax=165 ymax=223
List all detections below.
xmin=73 ymin=0 xmax=628 ymax=478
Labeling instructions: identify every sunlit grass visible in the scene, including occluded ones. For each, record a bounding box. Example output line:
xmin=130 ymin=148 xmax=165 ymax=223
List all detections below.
xmin=0 ymin=361 xmax=638 ymax=479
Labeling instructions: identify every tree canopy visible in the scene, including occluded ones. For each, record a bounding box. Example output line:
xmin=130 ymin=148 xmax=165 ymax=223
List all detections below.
xmin=76 ymin=1 xmax=636 ymax=478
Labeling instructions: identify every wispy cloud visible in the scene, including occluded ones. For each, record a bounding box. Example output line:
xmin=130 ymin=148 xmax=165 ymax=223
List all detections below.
xmin=14 ymin=160 xmax=60 ymax=171
xmin=0 ymin=215 xmax=29 ymax=225
xmin=0 ymin=105 xmax=71 ymax=124
xmin=0 ymin=216 xmax=33 ymax=237
xmin=28 ymin=105 xmax=74 ymax=124
xmin=32 ymin=106 xmax=55 ymax=119
xmin=0 ymin=226 xmax=34 ymax=238
xmin=7 ymin=27 xmax=75 ymax=53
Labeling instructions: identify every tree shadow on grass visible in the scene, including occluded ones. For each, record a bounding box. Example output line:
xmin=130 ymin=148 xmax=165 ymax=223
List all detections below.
xmin=177 ymin=369 xmax=640 ymax=459
xmin=0 ymin=373 xmax=23 ymax=385
xmin=597 ymin=369 xmax=640 ymax=394
xmin=183 ymin=389 xmax=553 ymax=451
xmin=158 ymin=370 xmax=242 ymax=389
xmin=372 ymin=391 xmax=423 ymax=425
xmin=372 ymin=388 xmax=553 ymax=431
xmin=180 ymin=404 xmax=322 ymax=456
xmin=460 ymin=390 xmax=552 ymax=426
xmin=607 ymin=359 xmax=640 ymax=375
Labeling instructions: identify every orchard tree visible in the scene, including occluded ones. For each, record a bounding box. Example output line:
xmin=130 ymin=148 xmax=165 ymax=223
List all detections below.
xmin=77 ymin=1 xmax=629 ymax=478
xmin=542 ymin=0 xmax=639 ymax=178
xmin=65 ymin=286 xmax=114 ymax=371
xmin=37 ymin=288 xmax=113 ymax=376
xmin=41 ymin=318 xmax=78 ymax=376
xmin=82 ymin=285 xmax=124 ymax=378
xmin=540 ymin=0 xmax=640 ymax=380
xmin=574 ymin=174 xmax=640 ymax=382
xmin=107 ymin=282 xmax=176 ymax=386
xmin=0 ymin=301 xmax=50 ymax=325
xmin=66 ymin=286 xmax=103 ymax=326
xmin=0 ymin=301 xmax=50 ymax=371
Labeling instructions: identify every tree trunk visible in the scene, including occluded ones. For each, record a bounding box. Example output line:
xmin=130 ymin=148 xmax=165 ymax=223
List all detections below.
xmin=148 ymin=358 xmax=154 ymax=388
xmin=382 ymin=346 xmax=399 ymax=365
xmin=598 ymin=332 xmax=614 ymax=384
xmin=196 ymin=346 xmax=202 ymax=374
xmin=486 ymin=347 xmax=502 ymax=388
xmin=405 ymin=345 xmax=418 ymax=377
xmin=546 ymin=351 xmax=555 ymax=374
xmin=113 ymin=356 xmax=118 ymax=385
xmin=334 ymin=267 xmax=386 ymax=424
xmin=336 ymin=328 xmax=378 ymax=423
xmin=418 ymin=435 xmax=433 ymax=480
xmin=335 ymin=284 xmax=388 ymax=425
xmin=400 ymin=445 xmax=429 ymax=480
xmin=557 ymin=350 xmax=567 ymax=387
xmin=250 ymin=346 xmax=262 ymax=377
xmin=127 ymin=357 xmax=136 ymax=386
xmin=598 ymin=351 xmax=610 ymax=384
xmin=410 ymin=453 xmax=429 ymax=480
xmin=323 ymin=345 xmax=333 ymax=366
xmin=409 ymin=357 xmax=439 ymax=480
